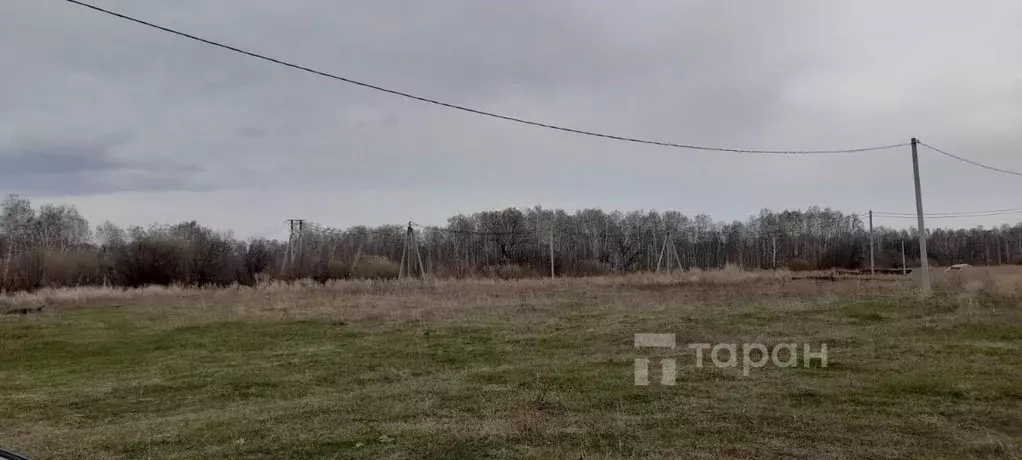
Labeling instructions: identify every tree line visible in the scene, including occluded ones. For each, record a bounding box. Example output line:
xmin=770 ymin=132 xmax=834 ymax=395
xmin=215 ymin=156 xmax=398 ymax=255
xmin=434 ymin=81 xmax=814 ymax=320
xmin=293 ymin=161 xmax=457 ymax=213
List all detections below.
xmin=1 ymin=194 xmax=1019 ymax=292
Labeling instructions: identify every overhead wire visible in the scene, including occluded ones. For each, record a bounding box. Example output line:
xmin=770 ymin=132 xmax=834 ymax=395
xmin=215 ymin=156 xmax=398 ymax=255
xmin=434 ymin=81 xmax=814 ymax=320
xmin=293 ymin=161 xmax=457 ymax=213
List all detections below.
xmin=56 ymin=0 xmax=1022 ymax=237
xmin=874 ymin=206 xmax=1022 ymax=217
xmin=63 ymin=0 xmax=908 ymax=156
xmin=919 ymin=141 xmax=1022 ymax=177
xmin=874 ymin=209 xmax=1022 ymax=219
xmin=244 ymin=221 xmax=289 ymax=240
xmin=414 ymin=218 xmax=859 ymax=239
xmin=303 ymin=222 xmax=403 ymax=235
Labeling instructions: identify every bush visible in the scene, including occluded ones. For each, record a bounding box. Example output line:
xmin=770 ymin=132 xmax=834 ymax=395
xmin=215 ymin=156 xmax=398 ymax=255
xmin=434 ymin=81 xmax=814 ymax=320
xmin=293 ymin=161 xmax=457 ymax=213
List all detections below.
xmin=310 ymin=260 xmax=344 ymax=284
xmin=40 ymin=250 xmax=103 ymax=288
xmin=106 ymin=236 xmax=188 ymax=287
xmin=244 ymin=239 xmax=275 ymax=279
xmin=722 ymin=262 xmax=744 ymax=273
xmin=480 ymin=264 xmax=540 ymax=279
xmin=570 ymin=261 xmax=612 ymax=277
xmin=0 ymin=251 xmax=45 ymax=292
xmin=1011 ymin=256 xmax=1022 ymax=266
xmin=349 ymin=255 xmax=400 ymax=279
xmin=787 ymin=259 xmax=813 ymax=272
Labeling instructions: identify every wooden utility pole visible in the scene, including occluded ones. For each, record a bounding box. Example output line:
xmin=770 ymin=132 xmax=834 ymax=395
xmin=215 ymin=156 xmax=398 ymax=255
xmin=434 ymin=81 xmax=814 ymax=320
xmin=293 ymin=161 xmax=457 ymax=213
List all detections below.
xmin=869 ymin=210 xmax=875 ymax=274
xmin=911 ymin=138 xmax=931 ymax=293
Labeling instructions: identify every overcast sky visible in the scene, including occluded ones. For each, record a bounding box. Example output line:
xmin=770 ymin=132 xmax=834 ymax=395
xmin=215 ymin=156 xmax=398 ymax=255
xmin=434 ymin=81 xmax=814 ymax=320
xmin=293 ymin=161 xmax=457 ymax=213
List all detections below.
xmin=2 ymin=1 xmax=1021 ymax=239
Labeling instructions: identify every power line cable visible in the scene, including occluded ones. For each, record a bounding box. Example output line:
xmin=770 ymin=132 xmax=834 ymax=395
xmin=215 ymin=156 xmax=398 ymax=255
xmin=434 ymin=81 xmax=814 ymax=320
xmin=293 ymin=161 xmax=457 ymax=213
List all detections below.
xmin=874 ymin=209 xmax=1022 ymax=219
xmin=304 ymin=222 xmax=403 ymax=235
xmin=874 ymin=206 xmax=1022 ymax=217
xmin=63 ymin=0 xmax=907 ymax=156
xmin=919 ymin=141 xmax=1022 ymax=177
xmin=245 ymin=221 xmax=289 ymax=240
xmin=414 ymin=223 xmax=558 ymax=237
xmin=414 ymin=219 xmax=853 ymax=238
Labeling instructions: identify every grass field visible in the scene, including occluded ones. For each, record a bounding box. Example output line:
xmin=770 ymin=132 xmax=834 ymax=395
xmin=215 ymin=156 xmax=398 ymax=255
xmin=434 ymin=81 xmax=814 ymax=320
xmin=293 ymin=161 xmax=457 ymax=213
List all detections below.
xmin=2 ymin=269 xmax=1021 ymax=459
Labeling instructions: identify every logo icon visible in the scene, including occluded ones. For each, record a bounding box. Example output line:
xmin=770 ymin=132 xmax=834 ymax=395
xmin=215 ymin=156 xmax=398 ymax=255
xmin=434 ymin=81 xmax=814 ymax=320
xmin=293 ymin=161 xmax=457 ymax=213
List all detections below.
xmin=633 ymin=333 xmax=677 ymax=386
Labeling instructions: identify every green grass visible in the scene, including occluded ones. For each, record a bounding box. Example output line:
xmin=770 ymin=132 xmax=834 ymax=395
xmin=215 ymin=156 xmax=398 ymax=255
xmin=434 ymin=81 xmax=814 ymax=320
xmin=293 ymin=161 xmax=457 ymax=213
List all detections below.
xmin=1 ymin=276 xmax=1021 ymax=459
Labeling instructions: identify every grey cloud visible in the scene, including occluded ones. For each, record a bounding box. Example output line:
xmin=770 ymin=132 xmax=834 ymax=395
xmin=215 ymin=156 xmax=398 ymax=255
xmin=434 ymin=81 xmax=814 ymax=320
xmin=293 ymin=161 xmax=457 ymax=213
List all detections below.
xmin=0 ymin=136 xmax=203 ymax=196
xmin=1 ymin=1 xmax=1021 ymax=234
xmin=0 ymin=144 xmax=121 ymax=176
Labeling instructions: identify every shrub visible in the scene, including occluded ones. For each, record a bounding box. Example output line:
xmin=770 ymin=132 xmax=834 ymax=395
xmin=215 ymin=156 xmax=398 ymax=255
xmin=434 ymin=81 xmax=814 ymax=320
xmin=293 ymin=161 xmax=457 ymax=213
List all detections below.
xmin=722 ymin=262 xmax=744 ymax=273
xmin=350 ymin=255 xmax=400 ymax=279
xmin=311 ymin=260 xmax=350 ymax=284
xmin=0 ymin=251 xmax=45 ymax=292
xmin=425 ymin=264 xmax=459 ymax=279
xmin=40 ymin=249 xmax=103 ymax=288
xmin=480 ymin=264 xmax=540 ymax=279
xmin=244 ymin=239 xmax=275 ymax=279
xmin=570 ymin=261 xmax=612 ymax=277
xmin=788 ymin=259 xmax=813 ymax=272
xmin=107 ymin=236 xmax=188 ymax=287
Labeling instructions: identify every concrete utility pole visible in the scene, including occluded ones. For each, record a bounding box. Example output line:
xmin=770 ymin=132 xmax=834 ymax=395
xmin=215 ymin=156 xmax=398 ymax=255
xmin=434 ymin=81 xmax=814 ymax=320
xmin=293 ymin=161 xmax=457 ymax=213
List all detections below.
xmin=901 ymin=240 xmax=907 ymax=275
xmin=286 ymin=219 xmax=305 ymax=271
xmin=398 ymin=223 xmax=409 ymax=280
xmin=869 ymin=210 xmax=875 ymax=274
xmin=549 ymin=228 xmax=555 ymax=278
xmin=656 ymin=233 xmax=669 ymax=272
xmin=412 ymin=225 xmax=425 ymax=278
xmin=771 ymin=236 xmax=777 ymax=269
xmin=911 ymin=138 xmax=931 ymax=293
xmin=399 ymin=222 xmax=425 ymax=279
xmin=671 ymin=238 xmax=683 ymax=271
